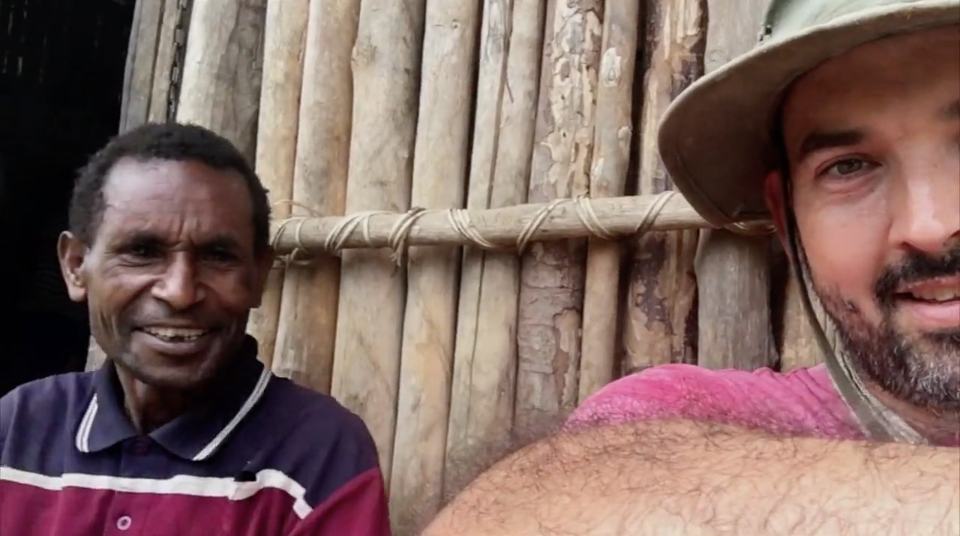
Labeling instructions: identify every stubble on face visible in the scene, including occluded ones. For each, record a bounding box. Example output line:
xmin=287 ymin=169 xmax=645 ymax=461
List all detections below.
xmin=777 ymin=26 xmax=960 ymax=420
xmin=812 ymin=246 xmax=960 ymax=413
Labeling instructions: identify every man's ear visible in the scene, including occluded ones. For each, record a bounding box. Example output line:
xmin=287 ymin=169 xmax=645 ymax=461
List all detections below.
xmin=763 ymin=170 xmax=790 ymax=250
xmin=252 ymin=245 xmax=276 ymax=308
xmin=57 ymin=231 xmax=89 ymax=303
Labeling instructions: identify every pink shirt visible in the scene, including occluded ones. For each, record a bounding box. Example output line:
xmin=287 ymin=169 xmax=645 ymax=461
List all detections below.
xmin=566 ymin=364 xmax=866 ymax=440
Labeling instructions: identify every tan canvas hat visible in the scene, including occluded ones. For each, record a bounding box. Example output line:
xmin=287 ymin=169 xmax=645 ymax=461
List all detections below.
xmin=657 ymin=0 xmax=960 ymax=227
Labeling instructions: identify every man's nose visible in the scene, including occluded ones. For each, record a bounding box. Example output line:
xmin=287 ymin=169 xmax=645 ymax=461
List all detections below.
xmin=890 ymin=159 xmax=960 ymax=255
xmin=152 ymin=255 xmax=204 ymax=309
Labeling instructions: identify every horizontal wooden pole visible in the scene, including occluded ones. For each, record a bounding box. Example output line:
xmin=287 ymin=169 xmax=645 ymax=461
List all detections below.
xmin=270 ymin=192 xmax=772 ymax=256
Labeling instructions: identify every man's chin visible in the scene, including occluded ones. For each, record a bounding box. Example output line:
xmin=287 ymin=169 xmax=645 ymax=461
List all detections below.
xmin=811 ymin=275 xmax=960 ymax=413
xmin=117 ymin=342 xmax=223 ymax=392
xmin=851 ymin=333 xmax=960 ymax=412
xmin=116 ymin=355 xmax=215 ymax=391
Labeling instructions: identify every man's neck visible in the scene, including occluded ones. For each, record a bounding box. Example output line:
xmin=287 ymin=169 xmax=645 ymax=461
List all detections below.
xmin=869 ymin=385 xmax=960 ymax=446
xmin=114 ymin=368 xmax=205 ymax=434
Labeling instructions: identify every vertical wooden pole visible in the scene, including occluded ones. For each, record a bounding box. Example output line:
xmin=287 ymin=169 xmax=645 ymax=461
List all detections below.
xmin=389 ymin=1 xmax=482 ymax=531
xmin=577 ymin=0 xmax=642 ymax=402
xmin=147 ymin=0 xmax=182 ymax=123
xmin=271 ymin=0 xmax=360 ymax=393
xmin=176 ymin=0 xmax=267 ymax=161
xmin=696 ymin=0 xmax=776 ymax=371
xmin=118 ymin=0 xmax=164 ymax=133
xmin=779 ymin=243 xmax=835 ymax=371
xmin=515 ymin=0 xmax=603 ymax=433
xmin=444 ymin=0 xmax=547 ymax=501
xmin=246 ymin=0 xmax=309 ymax=370
xmin=780 ymin=275 xmax=824 ymax=371
xmin=621 ymin=0 xmax=703 ymax=376
xmin=330 ymin=0 xmax=426 ymax=492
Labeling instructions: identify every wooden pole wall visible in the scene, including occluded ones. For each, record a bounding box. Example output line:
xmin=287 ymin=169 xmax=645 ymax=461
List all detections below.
xmin=444 ymin=0 xmax=547 ymax=503
xmin=330 ymin=0 xmax=427 ymax=492
xmin=621 ymin=0 xmax=702 ymax=377
xmin=146 ymin=0 xmax=182 ymax=123
xmin=270 ymin=0 xmax=360 ymax=393
xmin=577 ymin=0 xmax=642 ymax=402
xmin=118 ymin=0 xmax=164 ymax=134
xmin=175 ymin=0 xmax=267 ymax=161
xmin=389 ymin=1 xmax=482 ymax=530
xmin=514 ymin=0 xmax=604 ymax=435
xmin=248 ymin=0 xmax=309 ymax=369
xmin=696 ymin=0 xmax=776 ymax=372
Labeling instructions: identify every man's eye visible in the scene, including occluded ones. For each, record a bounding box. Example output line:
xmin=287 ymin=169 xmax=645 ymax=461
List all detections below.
xmin=203 ymin=249 xmax=236 ymax=262
xmin=823 ymin=158 xmax=873 ymax=177
xmin=129 ymin=245 xmax=162 ymax=258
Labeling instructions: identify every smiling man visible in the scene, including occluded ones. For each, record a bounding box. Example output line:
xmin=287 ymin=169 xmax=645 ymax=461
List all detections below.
xmin=0 ymin=123 xmax=391 ymax=535
xmin=425 ymin=1 xmax=959 ymax=535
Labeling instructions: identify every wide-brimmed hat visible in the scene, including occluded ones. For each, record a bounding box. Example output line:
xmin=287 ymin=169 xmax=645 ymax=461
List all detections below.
xmin=657 ymin=0 xmax=960 ymax=227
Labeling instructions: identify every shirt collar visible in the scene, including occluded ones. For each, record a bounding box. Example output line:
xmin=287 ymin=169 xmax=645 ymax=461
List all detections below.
xmin=75 ymin=336 xmax=273 ymax=461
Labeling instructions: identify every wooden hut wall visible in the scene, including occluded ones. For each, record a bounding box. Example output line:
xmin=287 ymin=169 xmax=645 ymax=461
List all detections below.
xmin=108 ymin=0 xmax=827 ymax=533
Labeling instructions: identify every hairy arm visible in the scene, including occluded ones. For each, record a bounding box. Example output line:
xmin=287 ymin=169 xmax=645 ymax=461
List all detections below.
xmin=423 ymin=419 xmax=960 ymax=536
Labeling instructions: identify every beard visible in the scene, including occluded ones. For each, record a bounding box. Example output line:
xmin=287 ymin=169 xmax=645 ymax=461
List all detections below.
xmin=811 ymin=246 xmax=960 ymax=413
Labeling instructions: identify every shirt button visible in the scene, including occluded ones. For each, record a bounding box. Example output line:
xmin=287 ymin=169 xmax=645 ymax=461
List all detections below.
xmin=116 ymin=516 xmax=132 ymax=531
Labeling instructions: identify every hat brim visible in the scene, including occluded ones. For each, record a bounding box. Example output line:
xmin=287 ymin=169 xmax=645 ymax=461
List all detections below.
xmin=657 ymin=1 xmax=960 ymax=228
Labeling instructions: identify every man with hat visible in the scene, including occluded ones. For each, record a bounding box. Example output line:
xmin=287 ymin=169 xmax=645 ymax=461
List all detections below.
xmin=425 ymin=0 xmax=959 ymax=534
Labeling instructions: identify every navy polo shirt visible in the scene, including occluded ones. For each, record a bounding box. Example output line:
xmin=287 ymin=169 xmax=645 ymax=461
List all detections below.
xmin=0 ymin=337 xmax=391 ymax=535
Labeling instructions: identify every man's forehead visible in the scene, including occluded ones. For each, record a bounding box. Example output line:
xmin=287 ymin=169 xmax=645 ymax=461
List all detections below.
xmin=781 ymin=26 xmax=959 ymax=149
xmin=98 ymin=159 xmax=252 ymax=235
xmin=103 ymin=158 xmax=247 ymax=201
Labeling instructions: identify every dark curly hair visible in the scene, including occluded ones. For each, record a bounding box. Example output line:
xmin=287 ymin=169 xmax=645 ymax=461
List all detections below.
xmin=69 ymin=122 xmax=271 ymax=253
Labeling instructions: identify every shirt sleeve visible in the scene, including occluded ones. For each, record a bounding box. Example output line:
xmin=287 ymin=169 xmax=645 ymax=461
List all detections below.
xmin=0 ymin=387 xmax=18 ymax=456
xmin=288 ymin=467 xmax=391 ymax=536
xmin=563 ymin=363 xmax=768 ymax=431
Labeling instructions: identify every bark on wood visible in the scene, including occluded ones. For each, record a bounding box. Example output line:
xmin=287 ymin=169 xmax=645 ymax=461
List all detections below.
xmin=389 ymin=2 xmax=481 ymax=531
xmin=175 ymin=0 xmax=267 ymax=161
xmin=119 ymin=0 xmax=164 ymax=133
xmin=271 ymin=0 xmax=360 ymax=393
xmin=246 ymin=0 xmax=309 ymax=370
xmin=696 ymin=0 xmax=776 ymax=371
xmin=147 ymin=0 xmax=182 ymax=122
xmin=515 ymin=0 xmax=603 ymax=433
xmin=621 ymin=0 xmax=703 ymax=376
xmin=578 ymin=0 xmax=641 ymax=403
xmin=330 ymin=0 xmax=426 ymax=492
xmin=442 ymin=0 xmax=550 ymax=501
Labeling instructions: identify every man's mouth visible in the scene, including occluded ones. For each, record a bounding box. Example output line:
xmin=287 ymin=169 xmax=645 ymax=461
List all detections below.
xmin=138 ymin=327 xmax=215 ymax=343
xmin=896 ymin=276 xmax=960 ymax=304
xmin=893 ymin=276 xmax=960 ymax=330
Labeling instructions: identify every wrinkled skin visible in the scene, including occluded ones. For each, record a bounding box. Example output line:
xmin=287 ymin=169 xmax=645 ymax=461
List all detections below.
xmin=766 ymin=26 xmax=960 ymax=440
xmin=58 ymin=159 xmax=272 ymax=430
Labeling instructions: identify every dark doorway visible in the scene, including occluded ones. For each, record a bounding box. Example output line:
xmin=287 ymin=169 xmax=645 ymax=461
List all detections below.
xmin=1 ymin=0 xmax=135 ymax=396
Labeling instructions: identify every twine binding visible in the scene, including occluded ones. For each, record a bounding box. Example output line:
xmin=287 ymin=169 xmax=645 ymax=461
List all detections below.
xmin=268 ymin=191 xmax=767 ymax=267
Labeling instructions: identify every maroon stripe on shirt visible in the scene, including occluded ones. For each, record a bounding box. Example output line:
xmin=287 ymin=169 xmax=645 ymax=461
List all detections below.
xmin=0 ymin=467 xmax=390 ymax=536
